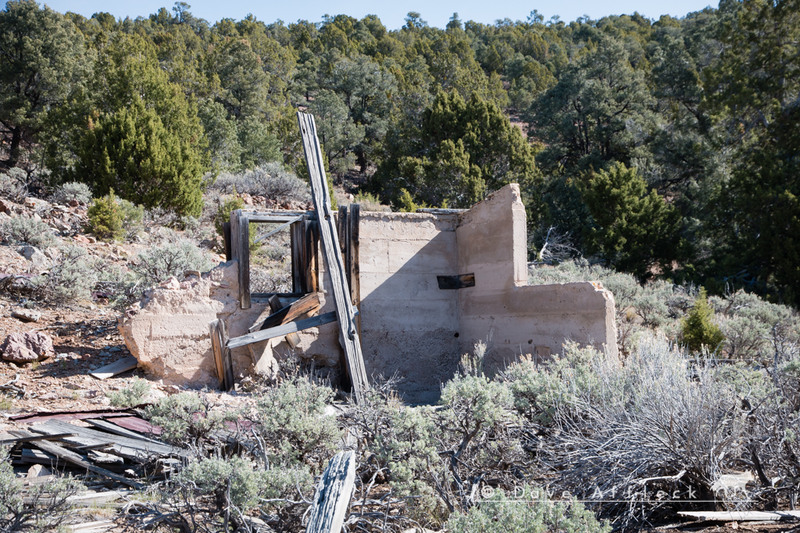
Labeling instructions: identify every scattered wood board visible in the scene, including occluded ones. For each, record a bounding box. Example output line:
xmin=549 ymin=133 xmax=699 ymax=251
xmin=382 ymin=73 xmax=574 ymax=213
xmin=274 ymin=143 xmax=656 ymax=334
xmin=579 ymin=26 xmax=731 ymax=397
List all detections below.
xmin=30 ymin=419 xmax=187 ymax=459
xmin=298 ymin=111 xmax=369 ymax=401
xmin=2 ymin=430 xmax=75 ymax=445
xmin=678 ymin=510 xmax=800 ymax=522
xmin=15 ymin=429 xmax=143 ymax=489
xmin=90 ymin=356 xmax=138 ymax=380
xmin=85 ymin=419 xmax=164 ymax=446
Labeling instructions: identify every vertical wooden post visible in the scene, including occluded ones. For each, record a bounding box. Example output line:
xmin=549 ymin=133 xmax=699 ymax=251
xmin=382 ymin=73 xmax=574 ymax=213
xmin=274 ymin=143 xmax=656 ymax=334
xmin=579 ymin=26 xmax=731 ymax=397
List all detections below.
xmin=230 ymin=210 xmax=251 ymax=309
xmin=297 ymin=112 xmax=369 ymax=401
xmin=210 ymin=319 xmax=234 ymax=391
xmin=291 ymin=219 xmax=307 ymax=294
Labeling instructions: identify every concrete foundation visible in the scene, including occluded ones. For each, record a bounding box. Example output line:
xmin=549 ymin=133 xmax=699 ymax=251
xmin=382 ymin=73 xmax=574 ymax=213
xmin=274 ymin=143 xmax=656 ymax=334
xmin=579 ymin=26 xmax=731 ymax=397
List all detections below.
xmin=119 ymin=184 xmax=617 ymax=402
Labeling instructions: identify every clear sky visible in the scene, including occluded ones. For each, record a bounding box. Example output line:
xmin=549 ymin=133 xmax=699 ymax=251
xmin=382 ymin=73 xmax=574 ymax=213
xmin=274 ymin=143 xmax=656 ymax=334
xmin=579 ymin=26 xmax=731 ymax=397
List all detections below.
xmin=40 ymin=1 xmax=716 ymax=29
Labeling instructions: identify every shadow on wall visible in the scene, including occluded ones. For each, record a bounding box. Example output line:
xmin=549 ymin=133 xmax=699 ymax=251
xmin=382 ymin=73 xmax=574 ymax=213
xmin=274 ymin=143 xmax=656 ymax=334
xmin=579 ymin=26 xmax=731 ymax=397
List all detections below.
xmin=357 ymin=184 xmax=618 ymax=404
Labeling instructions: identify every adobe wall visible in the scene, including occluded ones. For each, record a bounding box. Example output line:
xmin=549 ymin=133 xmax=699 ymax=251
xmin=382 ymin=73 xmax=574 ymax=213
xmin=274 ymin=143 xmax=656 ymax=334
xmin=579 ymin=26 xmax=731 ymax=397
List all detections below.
xmin=456 ymin=185 xmax=618 ymax=372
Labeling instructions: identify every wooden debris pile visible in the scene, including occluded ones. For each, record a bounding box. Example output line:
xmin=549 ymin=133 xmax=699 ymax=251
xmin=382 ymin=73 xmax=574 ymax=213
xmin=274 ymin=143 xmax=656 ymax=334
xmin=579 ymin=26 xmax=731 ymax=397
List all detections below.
xmin=2 ymin=410 xmax=186 ymax=491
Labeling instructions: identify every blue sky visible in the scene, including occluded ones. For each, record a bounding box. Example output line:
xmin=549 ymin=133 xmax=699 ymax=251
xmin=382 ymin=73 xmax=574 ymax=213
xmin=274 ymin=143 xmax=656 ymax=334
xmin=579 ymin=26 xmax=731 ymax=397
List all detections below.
xmin=41 ymin=1 xmax=716 ymax=29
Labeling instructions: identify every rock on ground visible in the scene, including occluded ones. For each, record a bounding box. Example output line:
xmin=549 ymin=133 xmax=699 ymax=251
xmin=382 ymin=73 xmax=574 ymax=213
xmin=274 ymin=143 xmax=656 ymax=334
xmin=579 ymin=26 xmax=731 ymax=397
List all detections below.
xmin=1 ymin=331 xmax=55 ymax=363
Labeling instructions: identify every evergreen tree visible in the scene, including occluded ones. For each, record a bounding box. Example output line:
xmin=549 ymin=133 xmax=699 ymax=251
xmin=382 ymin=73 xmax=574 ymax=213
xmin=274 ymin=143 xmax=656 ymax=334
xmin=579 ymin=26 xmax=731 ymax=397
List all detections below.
xmin=581 ymin=162 xmax=682 ymax=279
xmin=375 ymin=90 xmax=538 ymax=209
xmin=75 ymin=33 xmax=207 ymax=216
xmin=0 ymin=0 xmax=89 ymax=168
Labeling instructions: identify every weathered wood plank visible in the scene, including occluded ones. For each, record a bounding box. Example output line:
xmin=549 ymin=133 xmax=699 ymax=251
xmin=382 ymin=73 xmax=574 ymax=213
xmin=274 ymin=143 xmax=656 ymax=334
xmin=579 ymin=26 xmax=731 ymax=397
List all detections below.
xmin=210 ymin=319 xmax=226 ymax=388
xmin=239 ymin=213 xmax=251 ymax=309
xmin=2 ymin=430 xmax=75 ymax=445
xmin=227 ymin=311 xmax=337 ymax=350
xmin=679 ymin=511 xmax=800 ymax=522
xmin=306 ymin=450 xmax=357 ymax=533
xmin=89 ymin=356 xmax=138 ymax=380
xmin=297 ymin=112 xmax=369 ymax=401
xmin=291 ymin=220 xmax=306 ymax=293
xmin=30 ymin=419 xmax=187 ymax=459
xmin=85 ymin=419 xmax=165 ymax=446
xmin=16 ymin=430 xmax=144 ymax=489
xmin=250 ymin=292 xmax=322 ymax=333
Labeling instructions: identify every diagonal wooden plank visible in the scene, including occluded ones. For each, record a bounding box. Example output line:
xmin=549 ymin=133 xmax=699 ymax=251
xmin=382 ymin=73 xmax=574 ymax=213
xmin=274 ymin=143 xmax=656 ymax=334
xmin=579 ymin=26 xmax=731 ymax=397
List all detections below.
xmin=297 ymin=112 xmax=369 ymax=402
xmin=249 ymin=292 xmax=322 ymax=333
xmin=227 ymin=311 xmax=337 ymax=350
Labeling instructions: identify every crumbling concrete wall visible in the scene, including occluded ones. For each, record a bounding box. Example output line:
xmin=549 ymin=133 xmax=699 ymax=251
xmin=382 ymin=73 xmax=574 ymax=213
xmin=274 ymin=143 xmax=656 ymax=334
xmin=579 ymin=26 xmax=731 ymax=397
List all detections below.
xmin=455 ymin=185 xmax=618 ymax=372
xmin=119 ymin=183 xmax=616 ymax=399
xmin=352 ymin=184 xmax=617 ymax=402
xmin=357 ymin=212 xmax=461 ymax=403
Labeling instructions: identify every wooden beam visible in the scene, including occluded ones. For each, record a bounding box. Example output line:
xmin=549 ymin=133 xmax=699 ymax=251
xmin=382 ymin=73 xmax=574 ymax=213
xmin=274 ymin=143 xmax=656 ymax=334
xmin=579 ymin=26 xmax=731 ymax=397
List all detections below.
xmin=89 ymin=356 xmax=138 ymax=380
xmin=210 ymin=319 xmax=234 ymax=391
xmin=306 ymin=450 xmax=357 ymax=533
xmin=227 ymin=311 xmax=338 ymax=350
xmin=679 ymin=511 xmax=800 ymax=522
xmin=249 ymin=292 xmax=322 ymax=333
xmin=297 ymin=112 xmax=369 ymax=401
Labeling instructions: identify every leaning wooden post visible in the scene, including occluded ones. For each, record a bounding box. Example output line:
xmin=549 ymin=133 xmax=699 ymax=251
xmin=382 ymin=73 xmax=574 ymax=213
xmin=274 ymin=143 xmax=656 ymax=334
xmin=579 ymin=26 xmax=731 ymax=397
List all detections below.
xmin=297 ymin=112 xmax=369 ymax=401
xmin=306 ymin=450 xmax=356 ymax=533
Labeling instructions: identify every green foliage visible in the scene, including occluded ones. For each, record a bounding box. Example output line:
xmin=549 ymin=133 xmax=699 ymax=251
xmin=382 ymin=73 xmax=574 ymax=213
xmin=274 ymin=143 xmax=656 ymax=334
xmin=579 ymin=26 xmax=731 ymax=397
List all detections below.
xmin=0 ymin=447 xmax=83 ymax=532
xmin=145 ymin=392 xmax=232 ymax=445
xmin=681 ymin=288 xmax=725 ymax=353
xmin=0 ymin=0 xmax=89 ymax=168
xmin=75 ymin=33 xmax=207 ymax=217
xmin=447 ymin=484 xmax=610 ymax=533
xmin=131 ymin=236 xmax=214 ymax=288
xmin=107 ymin=378 xmax=150 ymax=408
xmin=254 ymin=378 xmax=341 ymax=466
xmin=87 ymin=190 xmax=123 ymax=241
xmin=581 ymin=162 xmax=682 ymax=278
xmin=0 ymin=217 xmax=55 ymax=248
xmin=31 ymin=244 xmax=98 ymax=303
xmin=51 ymin=181 xmax=92 ymax=205
xmin=213 ymin=193 xmax=244 ymax=239
xmin=376 ymin=89 xmax=538 ymax=209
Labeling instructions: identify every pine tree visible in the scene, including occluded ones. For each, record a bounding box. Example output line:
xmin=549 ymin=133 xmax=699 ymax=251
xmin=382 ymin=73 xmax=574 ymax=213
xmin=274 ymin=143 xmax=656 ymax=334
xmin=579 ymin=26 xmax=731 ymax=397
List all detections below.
xmin=681 ymin=288 xmax=725 ymax=353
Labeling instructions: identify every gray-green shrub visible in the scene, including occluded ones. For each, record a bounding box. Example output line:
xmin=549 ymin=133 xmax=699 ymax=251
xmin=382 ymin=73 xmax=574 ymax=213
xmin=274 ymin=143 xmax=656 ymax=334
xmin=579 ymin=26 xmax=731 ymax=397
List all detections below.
xmin=0 ymin=216 xmax=56 ymax=248
xmin=51 ymin=181 xmax=92 ymax=205
xmin=107 ymin=378 xmax=150 ymax=407
xmin=131 ymin=236 xmax=214 ymax=288
xmin=31 ymin=245 xmax=98 ymax=303
xmin=447 ymin=483 xmax=611 ymax=533
xmin=211 ymin=162 xmax=310 ymax=203
xmin=0 ymin=448 xmax=83 ymax=532
xmin=254 ymin=377 xmax=340 ymax=467
xmin=145 ymin=392 xmax=232 ymax=445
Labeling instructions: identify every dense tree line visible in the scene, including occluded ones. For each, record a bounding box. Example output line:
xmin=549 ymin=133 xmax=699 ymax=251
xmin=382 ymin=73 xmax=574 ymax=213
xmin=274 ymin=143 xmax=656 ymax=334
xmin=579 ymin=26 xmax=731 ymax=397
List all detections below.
xmin=0 ymin=0 xmax=798 ymax=304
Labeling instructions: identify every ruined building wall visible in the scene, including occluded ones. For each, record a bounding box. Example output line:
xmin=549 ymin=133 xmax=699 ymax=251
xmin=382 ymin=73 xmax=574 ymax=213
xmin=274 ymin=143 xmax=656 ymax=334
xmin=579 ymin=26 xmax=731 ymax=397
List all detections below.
xmin=357 ymin=212 xmax=461 ymax=403
xmin=120 ymin=184 xmax=617 ymax=402
xmin=456 ymin=185 xmax=618 ymax=372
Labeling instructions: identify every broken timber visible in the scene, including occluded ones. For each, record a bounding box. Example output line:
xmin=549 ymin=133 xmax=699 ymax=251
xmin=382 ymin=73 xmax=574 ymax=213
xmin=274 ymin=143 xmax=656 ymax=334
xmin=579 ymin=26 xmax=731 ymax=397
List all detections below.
xmin=306 ymin=450 xmax=356 ymax=533
xmin=298 ymin=111 xmax=369 ymax=401
xmin=90 ymin=355 xmax=138 ymax=380
xmin=227 ymin=312 xmax=338 ymax=350
xmin=210 ymin=319 xmax=234 ymax=391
